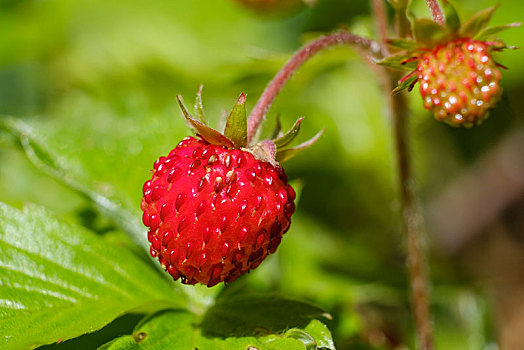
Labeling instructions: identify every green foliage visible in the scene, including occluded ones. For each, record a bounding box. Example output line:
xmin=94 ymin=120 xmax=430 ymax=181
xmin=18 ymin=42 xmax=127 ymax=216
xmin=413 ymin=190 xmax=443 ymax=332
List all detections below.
xmin=0 ymin=202 xmax=182 ymax=349
xmin=0 ymin=0 xmax=522 ymax=349
xmin=100 ymin=306 xmax=333 ymax=350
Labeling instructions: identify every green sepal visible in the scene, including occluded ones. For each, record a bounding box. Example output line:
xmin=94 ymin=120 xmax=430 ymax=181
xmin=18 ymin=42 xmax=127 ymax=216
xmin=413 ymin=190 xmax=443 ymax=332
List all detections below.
xmin=459 ymin=5 xmax=498 ymax=38
xmin=375 ymin=53 xmax=419 ymax=71
xmin=443 ymin=0 xmax=461 ymax=33
xmin=476 ymin=22 xmax=521 ymax=40
xmin=269 ymin=114 xmax=282 ymax=139
xmin=413 ymin=18 xmax=451 ymax=47
xmin=176 ymin=95 xmax=235 ymax=148
xmin=194 ymin=84 xmax=207 ymax=124
xmin=386 ymin=38 xmax=418 ymax=50
xmin=224 ymin=93 xmax=248 ymax=148
xmin=274 ymin=117 xmax=304 ymax=150
xmin=393 ymin=72 xmax=418 ymax=94
xmin=276 ymin=129 xmax=324 ymax=163
xmin=485 ymin=37 xmax=517 ymax=50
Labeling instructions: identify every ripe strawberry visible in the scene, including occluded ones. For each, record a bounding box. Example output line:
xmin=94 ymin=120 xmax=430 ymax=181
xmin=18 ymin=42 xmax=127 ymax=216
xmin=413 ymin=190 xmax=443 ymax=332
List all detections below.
xmin=416 ymin=38 xmax=502 ymax=125
xmin=141 ymin=90 xmax=321 ymax=287
xmin=379 ymin=4 xmax=518 ymax=127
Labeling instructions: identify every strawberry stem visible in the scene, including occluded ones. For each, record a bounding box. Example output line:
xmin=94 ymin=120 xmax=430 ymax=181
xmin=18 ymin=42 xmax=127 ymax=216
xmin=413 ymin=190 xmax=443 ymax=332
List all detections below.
xmin=426 ymin=0 xmax=445 ymax=26
xmin=389 ymin=80 xmax=434 ymax=350
xmin=247 ymin=31 xmax=384 ymax=143
xmin=371 ymin=0 xmax=389 ymax=45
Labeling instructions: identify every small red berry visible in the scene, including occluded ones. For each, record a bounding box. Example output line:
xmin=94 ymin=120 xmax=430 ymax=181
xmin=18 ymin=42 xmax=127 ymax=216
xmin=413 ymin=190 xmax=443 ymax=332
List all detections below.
xmin=141 ymin=137 xmax=294 ymax=287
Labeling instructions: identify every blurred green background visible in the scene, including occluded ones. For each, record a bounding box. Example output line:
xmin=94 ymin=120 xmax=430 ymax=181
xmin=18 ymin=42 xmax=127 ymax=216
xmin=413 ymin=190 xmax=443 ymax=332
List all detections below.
xmin=1 ymin=0 xmax=523 ymax=349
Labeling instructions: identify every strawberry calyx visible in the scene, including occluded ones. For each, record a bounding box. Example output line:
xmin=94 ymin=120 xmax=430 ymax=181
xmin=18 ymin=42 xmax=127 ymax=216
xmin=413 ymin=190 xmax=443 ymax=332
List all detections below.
xmin=176 ymin=87 xmax=323 ymax=165
xmin=378 ymin=3 xmax=519 ymax=76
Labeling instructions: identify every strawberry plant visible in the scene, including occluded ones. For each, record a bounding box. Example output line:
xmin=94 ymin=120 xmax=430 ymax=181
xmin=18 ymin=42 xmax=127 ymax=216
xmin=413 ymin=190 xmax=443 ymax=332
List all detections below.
xmin=0 ymin=0 xmax=521 ymax=349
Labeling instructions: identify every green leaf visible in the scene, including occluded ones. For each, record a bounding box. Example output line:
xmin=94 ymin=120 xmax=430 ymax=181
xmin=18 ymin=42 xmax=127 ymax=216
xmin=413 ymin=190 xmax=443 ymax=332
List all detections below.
xmin=224 ymin=93 xmax=248 ymax=148
xmin=0 ymin=117 xmax=147 ymax=252
xmin=443 ymin=0 xmax=461 ymax=33
xmin=413 ymin=18 xmax=451 ymax=47
xmin=176 ymin=95 xmax=235 ymax=148
xmin=274 ymin=117 xmax=304 ymax=150
xmin=101 ymin=294 xmax=334 ymax=350
xmin=0 ymin=202 xmax=184 ymax=350
xmin=476 ymin=22 xmax=521 ymax=40
xmin=375 ymin=53 xmax=418 ymax=71
xmin=459 ymin=5 xmax=498 ymax=38
xmin=303 ymin=320 xmax=336 ymax=350
xmin=194 ymin=84 xmax=207 ymax=124
xmin=0 ymin=117 xmax=219 ymax=316
xmin=283 ymin=329 xmax=317 ymax=350
xmin=276 ymin=129 xmax=324 ymax=163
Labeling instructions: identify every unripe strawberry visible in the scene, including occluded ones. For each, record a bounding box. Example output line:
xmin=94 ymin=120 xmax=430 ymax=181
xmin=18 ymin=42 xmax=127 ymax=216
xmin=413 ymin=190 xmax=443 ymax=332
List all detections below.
xmin=141 ymin=136 xmax=295 ymax=287
xmin=416 ymin=39 xmax=502 ymax=126
xmin=141 ymin=90 xmax=321 ymax=287
xmin=379 ymin=4 xmax=519 ymax=127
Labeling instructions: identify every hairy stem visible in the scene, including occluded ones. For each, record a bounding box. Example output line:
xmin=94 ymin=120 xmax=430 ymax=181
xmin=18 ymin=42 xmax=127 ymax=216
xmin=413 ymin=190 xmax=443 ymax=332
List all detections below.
xmin=425 ymin=0 xmax=445 ymax=25
xmin=247 ymin=31 xmax=384 ymax=143
xmin=389 ymin=82 xmax=434 ymax=350
xmin=371 ymin=0 xmax=389 ymax=45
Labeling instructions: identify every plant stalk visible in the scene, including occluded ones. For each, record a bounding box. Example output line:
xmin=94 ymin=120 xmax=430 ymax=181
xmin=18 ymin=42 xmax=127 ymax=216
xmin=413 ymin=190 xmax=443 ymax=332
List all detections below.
xmin=389 ymin=81 xmax=434 ymax=350
xmin=247 ymin=31 xmax=384 ymax=143
xmin=425 ymin=0 xmax=445 ymax=25
xmin=371 ymin=0 xmax=389 ymax=45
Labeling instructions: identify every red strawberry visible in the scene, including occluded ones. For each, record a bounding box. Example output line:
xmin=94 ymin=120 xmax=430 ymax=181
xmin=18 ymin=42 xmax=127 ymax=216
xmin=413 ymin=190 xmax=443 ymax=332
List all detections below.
xmin=379 ymin=4 xmax=518 ymax=127
xmin=141 ymin=90 xmax=321 ymax=287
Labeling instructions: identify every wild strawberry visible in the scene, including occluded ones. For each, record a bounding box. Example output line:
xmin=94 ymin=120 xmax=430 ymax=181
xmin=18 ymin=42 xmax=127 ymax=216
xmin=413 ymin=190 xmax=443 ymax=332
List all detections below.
xmin=141 ymin=89 xmax=321 ymax=287
xmin=379 ymin=4 xmax=519 ymax=127
xmin=416 ymin=38 xmax=502 ymax=125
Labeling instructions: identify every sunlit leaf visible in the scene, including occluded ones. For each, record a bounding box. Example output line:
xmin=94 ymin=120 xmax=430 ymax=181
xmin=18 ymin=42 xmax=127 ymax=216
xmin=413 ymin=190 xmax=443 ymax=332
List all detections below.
xmin=0 ymin=202 xmax=183 ymax=349
xmin=100 ymin=294 xmax=334 ymax=350
xmin=0 ymin=117 xmax=147 ymax=251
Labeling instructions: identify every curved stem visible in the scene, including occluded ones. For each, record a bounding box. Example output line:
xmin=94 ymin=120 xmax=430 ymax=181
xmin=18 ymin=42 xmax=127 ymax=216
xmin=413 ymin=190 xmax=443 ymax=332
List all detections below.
xmin=425 ymin=0 xmax=445 ymax=26
xmin=388 ymin=81 xmax=434 ymax=350
xmin=247 ymin=31 xmax=384 ymax=143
